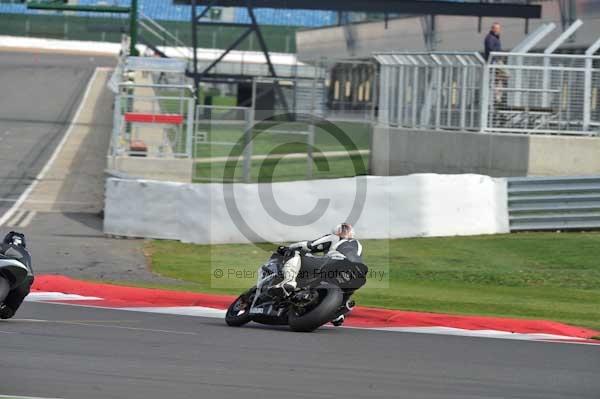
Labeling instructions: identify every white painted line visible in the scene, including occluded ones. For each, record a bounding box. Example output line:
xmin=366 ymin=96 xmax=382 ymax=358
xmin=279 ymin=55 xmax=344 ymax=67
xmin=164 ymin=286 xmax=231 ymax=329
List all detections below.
xmin=18 ymin=210 xmax=36 ymax=228
xmin=0 ymin=395 xmax=64 ymax=399
xmin=4 ymin=209 xmax=25 ymax=227
xmin=0 ymin=68 xmax=100 ymax=227
xmin=12 ymin=317 xmax=197 ymax=336
xmin=381 ymin=326 xmax=580 ymax=340
xmin=195 ymin=149 xmax=370 ymax=164
xmin=27 ymin=295 xmax=600 ymax=346
xmin=120 ymin=306 xmax=226 ymax=319
xmin=0 ymin=198 xmax=98 ymax=205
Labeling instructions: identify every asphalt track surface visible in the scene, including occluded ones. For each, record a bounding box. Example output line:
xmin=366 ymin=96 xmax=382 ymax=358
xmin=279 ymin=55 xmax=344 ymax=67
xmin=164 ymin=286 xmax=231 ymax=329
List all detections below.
xmin=0 ymin=50 xmax=599 ymax=399
xmin=0 ymin=51 xmax=115 ymax=217
xmin=1 ymin=302 xmax=598 ymax=399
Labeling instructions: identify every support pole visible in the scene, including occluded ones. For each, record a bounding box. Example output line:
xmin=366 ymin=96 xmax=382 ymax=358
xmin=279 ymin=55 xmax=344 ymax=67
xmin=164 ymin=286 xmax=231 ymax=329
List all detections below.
xmin=191 ymin=0 xmax=200 ymax=95
xmin=129 ymin=0 xmax=139 ymax=56
xmin=583 ymin=37 xmax=600 ymax=133
xmin=246 ymin=3 xmax=290 ymax=115
xmin=542 ymin=19 xmax=582 ymax=107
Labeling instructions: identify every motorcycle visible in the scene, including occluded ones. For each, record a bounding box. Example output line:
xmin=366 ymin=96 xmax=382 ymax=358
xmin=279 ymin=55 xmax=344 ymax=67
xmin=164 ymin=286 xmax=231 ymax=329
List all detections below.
xmin=225 ymin=247 xmax=368 ymax=332
xmin=0 ymin=232 xmax=34 ymax=320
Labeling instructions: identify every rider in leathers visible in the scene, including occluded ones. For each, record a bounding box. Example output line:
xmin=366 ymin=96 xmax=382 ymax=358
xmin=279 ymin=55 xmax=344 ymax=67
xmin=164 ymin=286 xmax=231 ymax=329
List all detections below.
xmin=0 ymin=232 xmax=33 ymax=319
xmin=276 ymin=223 xmax=364 ymax=325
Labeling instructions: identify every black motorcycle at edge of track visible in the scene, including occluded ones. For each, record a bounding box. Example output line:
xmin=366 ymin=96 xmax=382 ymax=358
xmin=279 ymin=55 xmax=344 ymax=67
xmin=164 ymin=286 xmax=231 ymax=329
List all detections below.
xmin=0 ymin=232 xmax=34 ymax=320
xmin=225 ymin=247 xmax=368 ymax=332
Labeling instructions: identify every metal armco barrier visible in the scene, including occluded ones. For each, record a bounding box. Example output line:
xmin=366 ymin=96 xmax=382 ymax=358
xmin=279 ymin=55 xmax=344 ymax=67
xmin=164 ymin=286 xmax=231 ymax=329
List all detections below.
xmin=508 ymin=176 xmax=600 ymax=231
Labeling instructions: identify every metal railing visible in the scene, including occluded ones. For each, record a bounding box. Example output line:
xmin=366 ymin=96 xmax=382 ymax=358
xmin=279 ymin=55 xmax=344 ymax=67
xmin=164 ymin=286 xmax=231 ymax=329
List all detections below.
xmin=483 ymin=52 xmax=600 ymax=135
xmin=375 ymin=52 xmax=485 ymax=131
xmin=111 ymin=83 xmax=195 ymax=158
xmin=508 ymin=175 xmax=600 ymax=231
xmin=193 ymin=104 xmax=318 ymax=183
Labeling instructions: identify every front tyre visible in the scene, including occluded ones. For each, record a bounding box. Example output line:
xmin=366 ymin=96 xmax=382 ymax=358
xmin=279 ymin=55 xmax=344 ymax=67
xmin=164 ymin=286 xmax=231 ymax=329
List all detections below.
xmin=225 ymin=287 xmax=256 ymax=327
xmin=288 ymin=283 xmax=343 ymax=332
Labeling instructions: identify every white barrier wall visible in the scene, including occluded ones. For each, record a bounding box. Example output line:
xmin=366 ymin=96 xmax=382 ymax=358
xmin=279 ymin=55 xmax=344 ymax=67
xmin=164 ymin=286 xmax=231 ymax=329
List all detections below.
xmin=104 ymin=174 xmax=509 ymax=244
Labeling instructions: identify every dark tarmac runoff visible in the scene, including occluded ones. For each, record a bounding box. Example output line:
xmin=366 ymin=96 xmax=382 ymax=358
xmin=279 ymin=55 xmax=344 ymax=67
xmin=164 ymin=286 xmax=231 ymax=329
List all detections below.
xmin=0 ymin=301 xmax=598 ymax=399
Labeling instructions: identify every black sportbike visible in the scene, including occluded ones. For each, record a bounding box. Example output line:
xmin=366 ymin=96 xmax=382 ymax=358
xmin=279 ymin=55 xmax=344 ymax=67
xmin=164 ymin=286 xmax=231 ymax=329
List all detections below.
xmin=225 ymin=247 xmax=368 ymax=332
xmin=0 ymin=232 xmax=34 ymax=320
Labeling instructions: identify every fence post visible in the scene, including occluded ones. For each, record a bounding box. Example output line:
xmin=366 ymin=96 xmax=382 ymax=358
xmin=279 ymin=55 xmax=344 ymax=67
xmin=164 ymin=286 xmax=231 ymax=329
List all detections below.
xmin=306 ymin=75 xmax=316 ymax=179
xmin=112 ymin=94 xmax=122 ymax=156
xmin=583 ymin=57 xmax=592 ymax=133
xmin=243 ymin=108 xmax=253 ymax=183
xmin=480 ymin=62 xmax=491 ymax=132
xmin=186 ymin=97 xmax=195 ymax=158
xmin=306 ymin=124 xmax=315 ymax=179
xmin=459 ymin=60 xmax=468 ymax=130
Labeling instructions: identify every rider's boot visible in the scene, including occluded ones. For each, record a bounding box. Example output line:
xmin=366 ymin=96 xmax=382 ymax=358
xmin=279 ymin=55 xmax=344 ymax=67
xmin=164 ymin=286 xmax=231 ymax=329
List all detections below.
xmin=270 ymin=252 xmax=301 ymax=297
xmin=330 ymin=299 xmax=355 ymax=326
xmin=331 ymin=314 xmax=345 ymax=326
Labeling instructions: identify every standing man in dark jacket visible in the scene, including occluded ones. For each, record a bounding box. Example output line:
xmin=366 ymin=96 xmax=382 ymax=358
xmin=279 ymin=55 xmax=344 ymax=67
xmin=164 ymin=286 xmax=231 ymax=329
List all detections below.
xmin=484 ymin=22 xmax=502 ymax=62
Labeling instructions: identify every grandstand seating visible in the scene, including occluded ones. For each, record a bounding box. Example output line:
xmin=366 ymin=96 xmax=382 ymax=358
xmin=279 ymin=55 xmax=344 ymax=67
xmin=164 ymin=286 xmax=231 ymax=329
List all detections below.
xmin=0 ymin=0 xmax=338 ymax=27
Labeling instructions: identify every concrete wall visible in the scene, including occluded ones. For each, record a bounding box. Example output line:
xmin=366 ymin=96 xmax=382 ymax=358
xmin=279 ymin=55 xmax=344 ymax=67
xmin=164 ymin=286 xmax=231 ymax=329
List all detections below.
xmin=371 ymin=126 xmax=600 ymax=177
xmin=104 ymin=174 xmax=509 ymax=244
xmin=107 ymin=156 xmax=193 ymax=183
xmin=297 ymin=1 xmax=600 ymax=61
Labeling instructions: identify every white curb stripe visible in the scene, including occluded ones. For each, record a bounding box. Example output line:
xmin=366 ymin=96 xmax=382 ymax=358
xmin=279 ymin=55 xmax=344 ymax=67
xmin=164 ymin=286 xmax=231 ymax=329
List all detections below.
xmin=26 ymin=292 xmax=102 ymax=302
xmin=28 ymin=292 xmax=599 ymax=345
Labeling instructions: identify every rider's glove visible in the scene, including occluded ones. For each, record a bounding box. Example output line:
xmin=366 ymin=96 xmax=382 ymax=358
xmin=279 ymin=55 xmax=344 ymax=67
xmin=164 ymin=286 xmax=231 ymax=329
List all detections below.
xmin=277 ymin=246 xmax=288 ymax=256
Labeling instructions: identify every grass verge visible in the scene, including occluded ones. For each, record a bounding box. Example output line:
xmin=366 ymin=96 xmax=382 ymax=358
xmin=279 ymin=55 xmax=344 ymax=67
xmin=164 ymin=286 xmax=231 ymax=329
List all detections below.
xmin=144 ymin=232 xmax=600 ymax=331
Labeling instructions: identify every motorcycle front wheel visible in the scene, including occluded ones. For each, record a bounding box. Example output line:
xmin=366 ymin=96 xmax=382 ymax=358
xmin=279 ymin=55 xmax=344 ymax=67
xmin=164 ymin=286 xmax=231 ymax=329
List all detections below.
xmin=288 ymin=282 xmax=343 ymax=332
xmin=225 ymin=287 xmax=256 ymax=327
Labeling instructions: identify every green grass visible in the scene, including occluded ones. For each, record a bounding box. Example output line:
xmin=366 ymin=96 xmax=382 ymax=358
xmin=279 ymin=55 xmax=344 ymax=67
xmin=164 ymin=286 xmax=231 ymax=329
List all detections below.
xmin=194 ymin=121 xmax=371 ymax=158
xmin=145 ymin=232 xmax=600 ymax=331
xmin=194 ymin=153 xmax=369 ymax=182
xmin=192 ymin=121 xmax=371 ymax=182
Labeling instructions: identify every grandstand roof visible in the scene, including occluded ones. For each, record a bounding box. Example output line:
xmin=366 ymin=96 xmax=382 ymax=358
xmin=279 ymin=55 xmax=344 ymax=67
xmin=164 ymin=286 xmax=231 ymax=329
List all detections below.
xmin=174 ymin=0 xmax=541 ymax=18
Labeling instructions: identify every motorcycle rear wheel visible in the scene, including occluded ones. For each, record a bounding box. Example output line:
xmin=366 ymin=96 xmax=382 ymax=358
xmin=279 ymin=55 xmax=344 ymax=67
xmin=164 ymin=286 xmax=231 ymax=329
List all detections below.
xmin=288 ymin=282 xmax=343 ymax=332
xmin=0 ymin=276 xmax=9 ymax=304
xmin=225 ymin=287 xmax=256 ymax=327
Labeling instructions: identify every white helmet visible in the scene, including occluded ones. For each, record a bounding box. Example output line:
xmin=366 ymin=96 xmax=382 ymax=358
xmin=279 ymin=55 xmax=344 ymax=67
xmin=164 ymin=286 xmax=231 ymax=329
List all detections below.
xmin=334 ymin=223 xmax=354 ymax=239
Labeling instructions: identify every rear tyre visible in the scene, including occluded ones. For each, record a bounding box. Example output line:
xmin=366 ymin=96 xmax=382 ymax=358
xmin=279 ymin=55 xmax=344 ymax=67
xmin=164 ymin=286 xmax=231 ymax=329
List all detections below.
xmin=288 ymin=283 xmax=343 ymax=332
xmin=225 ymin=287 xmax=256 ymax=327
xmin=0 ymin=277 xmax=9 ymax=303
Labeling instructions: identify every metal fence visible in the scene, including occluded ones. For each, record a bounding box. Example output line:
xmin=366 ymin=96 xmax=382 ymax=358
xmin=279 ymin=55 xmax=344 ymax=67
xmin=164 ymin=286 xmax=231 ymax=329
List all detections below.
xmin=508 ymin=175 xmax=600 ymax=231
xmin=483 ymin=52 xmax=600 ymax=135
xmin=193 ymin=104 xmax=318 ymax=183
xmin=111 ymin=83 xmax=195 ymax=158
xmin=375 ymin=52 xmax=485 ymax=131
